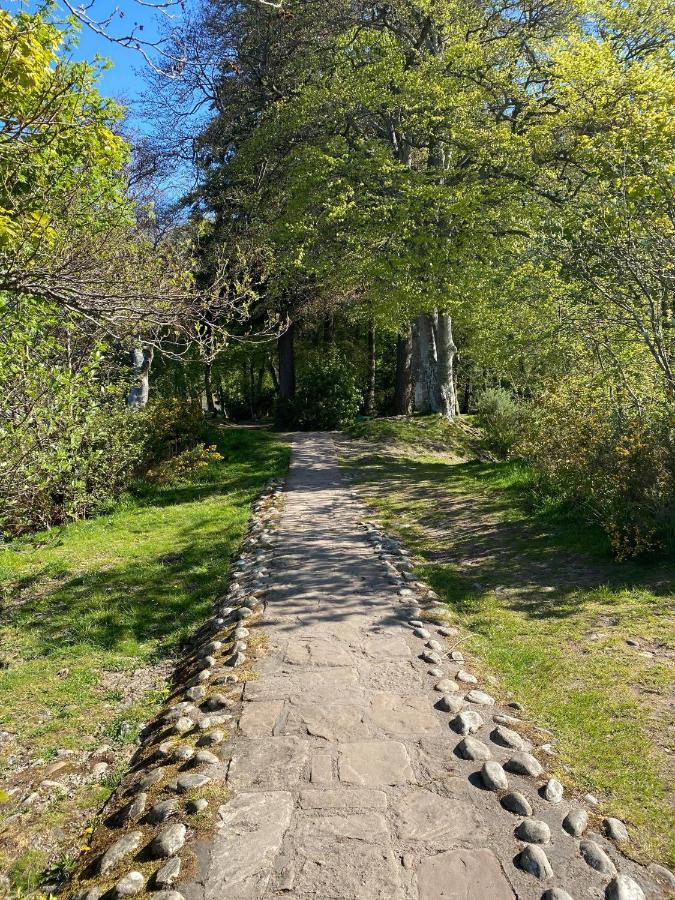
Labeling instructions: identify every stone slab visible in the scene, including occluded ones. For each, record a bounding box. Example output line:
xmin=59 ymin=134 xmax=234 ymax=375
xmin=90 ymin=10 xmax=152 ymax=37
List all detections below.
xmin=299 ymin=788 xmax=388 ymax=810
xmin=238 ymin=701 xmax=284 ymax=736
xmin=395 ymin=790 xmax=488 ymax=849
xmin=227 ymin=737 xmax=309 ymax=789
xmin=369 ymin=692 xmax=441 ymax=735
xmin=416 ymin=848 xmax=516 ymax=899
xmin=338 ymin=740 xmax=414 ymax=785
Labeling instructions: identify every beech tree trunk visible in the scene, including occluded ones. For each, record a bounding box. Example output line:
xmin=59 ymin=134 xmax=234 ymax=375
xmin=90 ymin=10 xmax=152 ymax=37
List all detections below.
xmin=127 ymin=345 xmax=153 ymax=410
xmin=365 ymin=324 xmax=376 ymax=415
xmin=204 ymin=362 xmax=215 ymax=415
xmin=394 ymin=329 xmax=413 ymax=415
xmin=434 ymin=312 xmax=457 ymax=420
xmin=412 ymin=313 xmax=440 ymax=413
xmin=278 ymin=323 xmax=295 ymax=400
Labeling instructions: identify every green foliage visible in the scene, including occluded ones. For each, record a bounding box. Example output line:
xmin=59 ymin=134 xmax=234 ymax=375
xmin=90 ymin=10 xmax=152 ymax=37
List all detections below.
xmin=292 ymin=349 xmax=362 ymax=429
xmin=520 ymin=383 xmax=675 ymax=559
xmin=476 ymin=388 xmax=525 ymax=460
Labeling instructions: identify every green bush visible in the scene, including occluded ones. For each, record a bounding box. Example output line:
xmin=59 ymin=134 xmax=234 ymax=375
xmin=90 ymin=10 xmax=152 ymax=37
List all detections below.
xmin=290 ymin=349 xmax=362 ymax=430
xmin=476 ymin=387 xmax=525 ymax=459
xmin=520 ymin=382 xmax=675 ymax=559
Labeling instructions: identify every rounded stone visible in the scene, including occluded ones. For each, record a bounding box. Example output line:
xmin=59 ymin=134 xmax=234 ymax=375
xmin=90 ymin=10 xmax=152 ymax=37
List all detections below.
xmin=516 ymin=818 xmax=551 ymax=844
xmin=150 ymin=823 xmax=187 ymax=859
xmin=413 ymin=628 xmax=430 ymax=639
xmin=193 ymin=750 xmax=219 ymax=766
xmin=465 ymin=690 xmax=495 ymax=706
xmin=504 ymin=752 xmax=543 ymax=777
xmin=427 ymin=667 xmax=444 ymax=677
xmin=175 ymin=773 xmax=211 ymax=792
xmin=501 ymin=791 xmax=533 ymax=817
xmin=186 ymin=797 xmax=208 ymax=814
xmin=434 ymin=679 xmax=459 ymax=693
xmin=421 ymin=651 xmax=442 ymax=665
xmin=234 ymin=627 xmax=249 ymax=639
xmin=173 ymin=746 xmax=194 ymax=763
xmin=201 ymin=640 xmax=222 ymax=655
xmin=409 ymin=620 xmax=424 ymax=628
xmin=113 ymin=871 xmax=144 ymax=898
xmin=456 ymin=670 xmax=478 ymax=684
xmin=203 ymin=694 xmax=229 ymax=712
xmin=185 ymin=686 xmax=205 ymax=702
xmin=436 ymin=694 xmax=464 ymax=714
xmin=517 ymin=845 xmax=553 ymax=879
xmin=456 ymin=736 xmax=491 ymax=761
xmin=173 ymin=717 xmax=194 ymax=735
xmin=605 ymin=875 xmax=645 ymax=900
xmin=147 ymin=799 xmax=177 ymax=824
xmin=450 ymin=650 xmax=464 ymax=662
xmin=579 ymin=840 xmax=617 ymax=876
xmin=562 ymin=808 xmax=588 ymax=837
xmin=603 ymin=817 xmax=629 ymax=843
xmin=227 ymin=651 xmax=247 ymax=667
xmin=136 ymin=769 xmax=163 ymax=791
xmin=426 ymin=639 xmax=443 ymax=652
xmin=155 ymin=857 xmax=181 ymax=887
xmin=543 ymin=777 xmax=564 ymax=803
xmin=196 ymin=730 xmax=224 ymax=747
xmin=438 ymin=626 xmax=459 ymax=637
xmin=542 ymin=891 xmax=574 ymax=900
xmin=481 ymin=760 xmax=508 ymax=792
xmin=118 ymin=792 xmax=146 ymax=823
xmin=490 ymin=725 xmax=525 ymax=750
xmin=235 ymin=608 xmax=252 ymax=620
xmin=99 ymin=832 xmax=143 ymax=875
xmin=451 ymin=710 xmax=484 ymax=735
xmin=153 ymin=893 xmax=185 ymax=900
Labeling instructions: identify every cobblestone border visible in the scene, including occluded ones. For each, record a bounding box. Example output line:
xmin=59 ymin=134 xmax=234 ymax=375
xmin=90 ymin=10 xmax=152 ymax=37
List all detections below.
xmin=67 ymin=478 xmax=285 ymax=900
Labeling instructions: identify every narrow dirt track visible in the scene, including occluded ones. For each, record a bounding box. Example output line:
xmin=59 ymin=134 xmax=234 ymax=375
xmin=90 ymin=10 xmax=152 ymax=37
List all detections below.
xmin=184 ymin=432 xmax=663 ymax=900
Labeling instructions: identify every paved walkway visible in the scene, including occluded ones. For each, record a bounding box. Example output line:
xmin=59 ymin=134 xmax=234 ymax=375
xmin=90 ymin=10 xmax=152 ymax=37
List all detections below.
xmin=184 ymin=433 xmax=660 ymax=900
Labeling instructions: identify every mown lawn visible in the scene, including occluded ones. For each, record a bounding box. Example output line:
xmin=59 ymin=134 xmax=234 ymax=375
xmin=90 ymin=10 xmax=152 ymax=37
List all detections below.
xmin=340 ymin=416 xmax=675 ymax=869
xmin=0 ymin=426 xmax=289 ymax=893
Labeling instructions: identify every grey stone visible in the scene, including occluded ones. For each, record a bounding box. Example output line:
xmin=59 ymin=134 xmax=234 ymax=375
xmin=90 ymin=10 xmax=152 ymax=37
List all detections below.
xmin=603 ymin=817 xmax=629 ymax=843
xmin=579 ymin=840 xmax=617 ymax=875
xmin=517 ymin=845 xmax=553 ymax=879
xmin=147 ymin=799 xmax=177 ymax=824
xmin=505 ymin=752 xmax=543 ymax=777
xmin=438 ymin=626 xmax=459 ymax=637
xmin=543 ymin=777 xmax=564 ymax=803
xmin=648 ymin=864 xmax=675 ymax=890
xmin=201 ymin=640 xmax=222 ymax=654
xmin=421 ymin=651 xmax=442 ymax=665
xmin=203 ymin=694 xmax=229 ymax=712
xmin=339 ymin=740 xmax=413 ymax=785
xmin=409 ymin=620 xmax=424 ymax=628
xmin=173 ymin=745 xmax=194 ymax=762
xmin=150 ymin=823 xmax=187 ymax=859
xmin=113 ymin=871 xmax=144 ymax=897
xmin=185 ymin=686 xmax=205 ymax=701
xmin=417 ymin=849 xmax=514 ymax=900
xmin=436 ymin=694 xmax=464 ymax=714
xmin=155 ymin=857 xmax=181 ymax=887
xmin=456 ymin=737 xmax=491 ymax=760
xmin=186 ymin=797 xmax=208 ymax=814
xmin=234 ymin=626 xmax=249 ymax=639
xmin=493 ymin=714 xmax=523 ymax=727
xmin=72 ymin=889 xmax=102 ymax=900
xmin=196 ymin=730 xmax=224 ymax=746
xmin=395 ymin=791 xmax=487 ymax=847
xmin=434 ymin=679 xmax=458 ymax=693
xmin=465 ymin=689 xmax=495 ymax=706
xmin=226 ymin=651 xmax=247 ymax=666
xmin=515 ymin=818 xmax=551 ymax=844
xmin=605 ymin=875 xmax=646 ymax=900
xmin=117 ymin=792 xmax=146 ymax=823
xmin=153 ymin=893 xmax=185 ymax=900
xmin=426 ymin=639 xmax=443 ymax=652
xmin=491 ymin=725 xmax=525 ymax=750
xmin=428 ymin=667 xmax=444 ymax=677
xmin=501 ymin=791 xmax=533 ymax=817
xmin=173 ymin=716 xmax=194 ymax=735
xmin=235 ymin=608 xmax=252 ymax=620
xmin=542 ymin=890 xmax=574 ymax=900
xmin=173 ymin=773 xmax=211 ymax=792
xmin=450 ymin=650 xmax=464 ymax=662
xmin=99 ymin=832 xmax=143 ymax=875
xmin=481 ymin=761 xmax=508 ymax=792
xmin=413 ymin=628 xmax=430 ymax=639
xmin=563 ymin=808 xmax=588 ymax=837
xmin=456 ymin=670 xmax=478 ymax=684
xmin=193 ymin=749 xmax=219 ymax=766
xmin=450 ymin=710 xmax=484 ymax=735
xmin=135 ymin=769 xmax=163 ymax=791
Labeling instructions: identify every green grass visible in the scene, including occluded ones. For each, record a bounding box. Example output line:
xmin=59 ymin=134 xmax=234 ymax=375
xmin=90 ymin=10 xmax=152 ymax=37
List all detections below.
xmin=340 ymin=415 xmax=675 ymax=868
xmin=0 ymin=425 xmax=289 ymax=888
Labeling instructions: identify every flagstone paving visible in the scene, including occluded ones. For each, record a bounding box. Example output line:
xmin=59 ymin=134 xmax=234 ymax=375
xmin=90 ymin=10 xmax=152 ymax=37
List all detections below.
xmin=182 ymin=433 xmax=666 ymax=900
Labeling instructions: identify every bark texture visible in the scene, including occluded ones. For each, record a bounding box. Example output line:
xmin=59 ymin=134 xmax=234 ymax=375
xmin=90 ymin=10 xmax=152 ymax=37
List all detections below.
xmin=127 ymin=346 xmax=154 ymax=410
xmin=278 ymin=324 xmax=296 ymax=400
xmin=365 ymin=325 xmax=376 ymax=415
xmin=394 ymin=330 xmax=413 ymax=415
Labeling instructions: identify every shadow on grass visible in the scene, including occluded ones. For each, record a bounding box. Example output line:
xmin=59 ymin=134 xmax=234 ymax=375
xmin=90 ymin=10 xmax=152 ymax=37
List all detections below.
xmin=0 ymin=427 xmax=289 ymax=662
xmin=348 ymin=451 xmax=675 ymax=622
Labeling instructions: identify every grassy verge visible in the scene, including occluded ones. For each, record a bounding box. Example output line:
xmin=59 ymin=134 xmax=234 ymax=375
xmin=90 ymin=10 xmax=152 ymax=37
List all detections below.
xmin=0 ymin=425 xmax=289 ymax=894
xmin=340 ymin=415 xmax=674 ymax=869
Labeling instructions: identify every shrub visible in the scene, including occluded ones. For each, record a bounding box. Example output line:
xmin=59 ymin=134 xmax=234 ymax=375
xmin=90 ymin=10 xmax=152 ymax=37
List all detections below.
xmin=520 ymin=382 xmax=675 ymax=559
xmin=288 ymin=349 xmax=362 ymax=430
xmin=475 ymin=387 xmax=525 ymax=459
xmin=145 ymin=443 xmax=224 ymax=485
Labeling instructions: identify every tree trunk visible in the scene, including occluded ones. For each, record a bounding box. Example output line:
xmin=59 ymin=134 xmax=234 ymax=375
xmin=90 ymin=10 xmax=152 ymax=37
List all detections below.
xmin=215 ymin=372 xmax=227 ymax=418
xmin=395 ymin=329 xmax=413 ymax=415
xmin=434 ymin=312 xmax=457 ymax=420
xmin=127 ymin=345 xmax=153 ymax=410
xmin=278 ymin=323 xmax=296 ymax=400
xmin=267 ymin=356 xmax=280 ymax=394
xmin=204 ymin=362 xmax=215 ymax=415
xmin=412 ymin=313 xmax=440 ymax=413
xmin=365 ymin=324 xmax=376 ymax=415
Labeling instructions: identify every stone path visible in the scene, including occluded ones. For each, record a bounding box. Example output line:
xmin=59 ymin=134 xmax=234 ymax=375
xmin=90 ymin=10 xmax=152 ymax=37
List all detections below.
xmin=183 ymin=433 xmax=665 ymax=900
